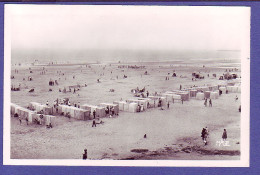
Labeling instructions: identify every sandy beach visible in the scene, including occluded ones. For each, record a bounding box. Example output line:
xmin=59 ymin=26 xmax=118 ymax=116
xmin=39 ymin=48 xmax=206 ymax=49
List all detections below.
xmin=10 ymin=60 xmax=241 ymax=160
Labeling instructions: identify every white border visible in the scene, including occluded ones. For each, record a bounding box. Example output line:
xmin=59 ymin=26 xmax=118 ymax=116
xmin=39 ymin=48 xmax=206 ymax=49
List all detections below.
xmin=3 ymin=5 xmax=250 ymax=167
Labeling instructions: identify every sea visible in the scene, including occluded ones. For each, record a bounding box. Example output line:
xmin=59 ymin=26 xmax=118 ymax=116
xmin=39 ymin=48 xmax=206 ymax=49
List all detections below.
xmin=11 ymin=49 xmax=241 ymax=66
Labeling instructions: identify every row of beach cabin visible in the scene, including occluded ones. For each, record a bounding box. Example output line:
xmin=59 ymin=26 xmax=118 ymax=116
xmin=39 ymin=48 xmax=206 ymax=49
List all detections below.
xmin=10 ymin=81 xmax=241 ymax=126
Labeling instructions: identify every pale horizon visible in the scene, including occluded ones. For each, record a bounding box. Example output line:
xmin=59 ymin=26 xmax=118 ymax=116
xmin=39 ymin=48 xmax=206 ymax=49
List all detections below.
xmin=7 ymin=5 xmax=250 ymax=63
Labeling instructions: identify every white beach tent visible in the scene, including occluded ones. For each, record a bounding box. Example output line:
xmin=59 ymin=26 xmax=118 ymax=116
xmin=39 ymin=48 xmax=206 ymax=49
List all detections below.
xmin=219 ymin=87 xmax=227 ymax=94
xmin=226 ymin=86 xmax=233 ymax=92
xmin=189 ymin=89 xmax=197 ymax=98
xmin=99 ymin=103 xmax=119 ymax=115
xmin=210 ymin=91 xmax=218 ymax=99
xmin=129 ymin=102 xmax=138 ymax=113
xmin=114 ymin=101 xmax=128 ymax=111
xmin=196 ymin=92 xmax=205 ymax=100
xmin=81 ymin=104 xmax=106 ymax=118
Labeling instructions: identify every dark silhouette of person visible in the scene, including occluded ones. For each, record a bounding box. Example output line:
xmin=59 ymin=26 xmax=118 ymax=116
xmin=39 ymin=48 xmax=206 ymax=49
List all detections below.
xmin=222 ymin=129 xmax=227 ymax=141
xmin=83 ymin=149 xmax=87 ymax=160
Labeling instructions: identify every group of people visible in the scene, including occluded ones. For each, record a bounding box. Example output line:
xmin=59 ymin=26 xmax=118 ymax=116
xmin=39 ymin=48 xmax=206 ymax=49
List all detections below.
xmin=204 ymin=98 xmax=212 ymax=107
xmin=59 ymin=87 xmax=80 ymax=94
xmin=137 ymin=104 xmax=145 ymax=112
xmin=50 ymin=99 xmax=80 ymax=108
xmin=92 ymin=118 xmax=104 ymax=127
xmin=201 ymin=127 xmax=209 ymax=145
xmin=201 ymin=127 xmax=228 ymax=145
xmin=105 ymin=106 xmax=116 ymax=116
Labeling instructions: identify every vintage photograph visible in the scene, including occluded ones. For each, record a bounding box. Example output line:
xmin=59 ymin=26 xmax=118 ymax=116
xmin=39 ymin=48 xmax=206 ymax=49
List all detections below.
xmin=4 ymin=5 xmax=250 ymax=166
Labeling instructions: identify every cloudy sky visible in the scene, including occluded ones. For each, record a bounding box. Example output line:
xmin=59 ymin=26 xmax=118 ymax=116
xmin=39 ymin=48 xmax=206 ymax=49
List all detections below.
xmin=6 ymin=5 xmax=250 ymax=62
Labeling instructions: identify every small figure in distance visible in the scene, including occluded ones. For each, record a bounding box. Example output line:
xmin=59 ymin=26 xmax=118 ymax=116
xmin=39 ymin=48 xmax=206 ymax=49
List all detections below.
xmin=83 ymin=149 xmax=87 ymax=160
xmin=222 ymin=129 xmax=227 ymax=141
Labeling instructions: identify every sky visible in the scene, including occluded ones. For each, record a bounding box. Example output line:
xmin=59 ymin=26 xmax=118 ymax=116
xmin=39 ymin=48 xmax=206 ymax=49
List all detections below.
xmin=6 ymin=5 xmax=250 ymax=62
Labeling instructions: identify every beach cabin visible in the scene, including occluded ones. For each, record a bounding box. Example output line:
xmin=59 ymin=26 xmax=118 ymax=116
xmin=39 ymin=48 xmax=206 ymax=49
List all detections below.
xmin=204 ymin=91 xmax=211 ymax=99
xmin=113 ymin=101 xmax=130 ymax=111
xmin=210 ymin=91 xmax=218 ymax=99
xmin=176 ymin=91 xmax=190 ymax=101
xmin=11 ymin=104 xmax=36 ymax=123
xmin=81 ymin=104 xmax=106 ymax=118
xmin=195 ymin=86 xmax=209 ymax=92
xmin=219 ymin=86 xmax=226 ymax=94
xmin=196 ymin=92 xmax=205 ymax=100
xmin=32 ymin=113 xmax=56 ymax=125
xmin=189 ymin=89 xmax=197 ymax=98
xmin=162 ymin=93 xmax=175 ymax=102
xmin=99 ymin=103 xmax=119 ymax=115
xmin=58 ymin=104 xmax=91 ymax=120
xmin=28 ymin=102 xmax=53 ymax=115
xmin=128 ymin=102 xmax=138 ymax=113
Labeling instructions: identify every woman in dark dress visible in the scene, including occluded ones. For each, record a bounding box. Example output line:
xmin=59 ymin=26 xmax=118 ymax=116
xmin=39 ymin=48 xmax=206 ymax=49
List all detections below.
xmin=222 ymin=129 xmax=227 ymax=141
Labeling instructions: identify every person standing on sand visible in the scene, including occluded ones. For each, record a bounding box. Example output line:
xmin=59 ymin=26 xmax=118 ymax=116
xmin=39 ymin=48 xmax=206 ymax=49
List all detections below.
xmin=181 ymin=99 xmax=184 ymax=104
xmin=180 ymin=85 xmax=182 ymax=90
xmin=93 ymin=110 xmax=96 ymax=119
xmin=92 ymin=120 xmax=96 ymax=127
xmin=204 ymin=127 xmax=209 ymax=145
xmin=209 ymin=99 xmax=212 ymax=107
xmin=26 ymin=117 xmax=28 ymax=125
xmin=201 ymin=128 xmax=206 ymax=141
xmin=83 ymin=149 xmax=87 ymax=160
xmin=146 ymin=91 xmax=149 ymax=97
xmin=111 ymin=107 xmax=115 ymax=115
xmin=201 ymin=127 xmax=209 ymax=145
xmin=167 ymin=102 xmax=170 ymax=109
xmin=19 ymin=116 xmax=22 ymax=125
xmin=204 ymin=99 xmax=207 ymax=107
xmin=222 ymin=129 xmax=227 ymax=141
xmin=53 ymin=100 xmax=56 ymax=108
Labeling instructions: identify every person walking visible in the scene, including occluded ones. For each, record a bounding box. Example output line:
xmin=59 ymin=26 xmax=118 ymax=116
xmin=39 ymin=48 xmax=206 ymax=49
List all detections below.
xmin=222 ymin=129 xmax=227 ymax=141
